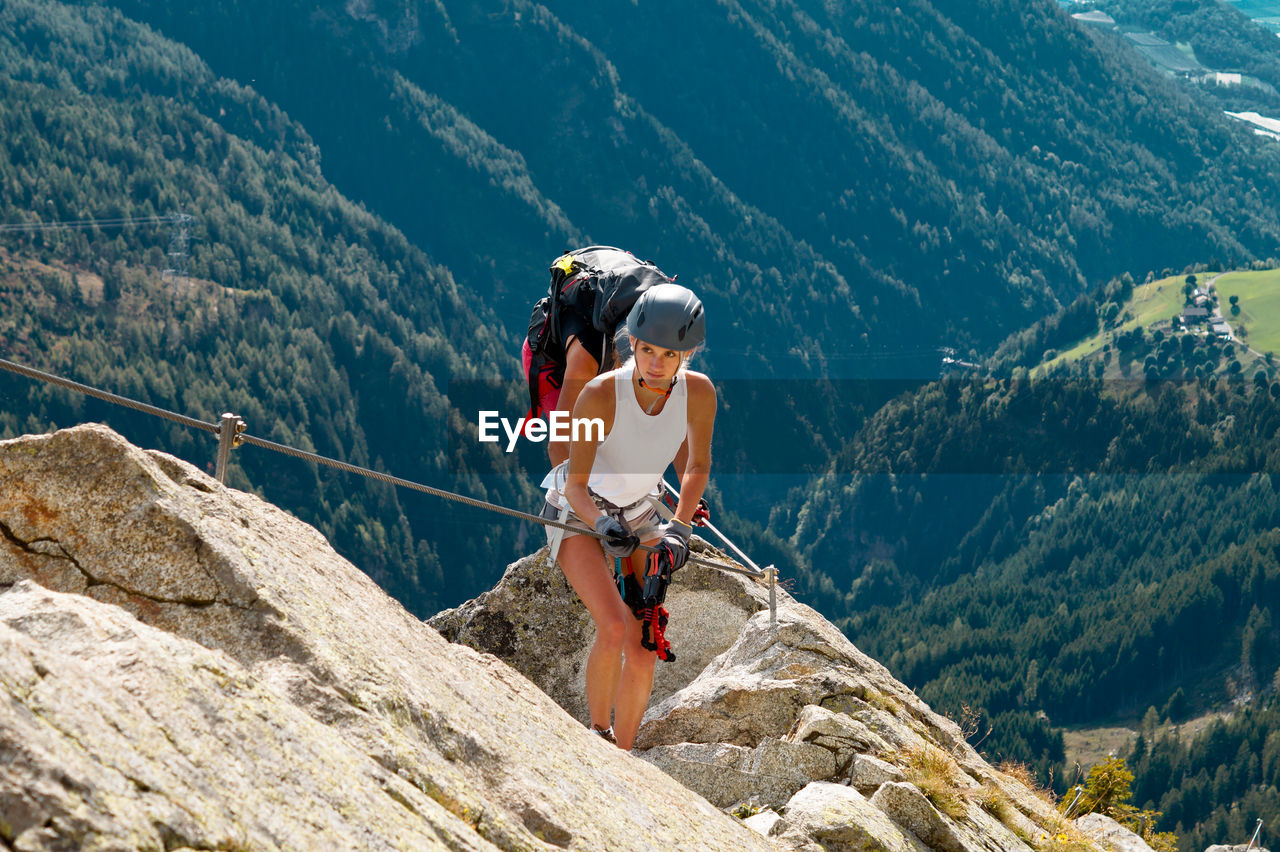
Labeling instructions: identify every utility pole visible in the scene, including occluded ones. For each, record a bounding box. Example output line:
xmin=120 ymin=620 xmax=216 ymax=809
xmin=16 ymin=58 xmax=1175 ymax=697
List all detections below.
xmin=162 ymin=212 xmax=193 ymax=287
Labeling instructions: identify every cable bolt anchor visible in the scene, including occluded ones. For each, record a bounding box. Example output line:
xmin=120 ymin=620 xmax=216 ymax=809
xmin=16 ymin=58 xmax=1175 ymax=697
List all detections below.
xmin=215 ymin=412 xmax=246 ymax=483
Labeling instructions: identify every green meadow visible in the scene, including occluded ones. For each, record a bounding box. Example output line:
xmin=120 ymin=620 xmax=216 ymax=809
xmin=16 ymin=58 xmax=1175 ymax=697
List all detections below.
xmin=1212 ymin=268 xmax=1280 ymax=356
xmin=1041 ymin=272 xmax=1213 ymax=372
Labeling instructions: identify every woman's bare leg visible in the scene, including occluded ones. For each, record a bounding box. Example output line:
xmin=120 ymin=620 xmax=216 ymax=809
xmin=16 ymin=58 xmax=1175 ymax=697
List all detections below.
xmin=557 ymin=535 xmax=632 ymax=732
xmin=612 ymin=544 xmax=660 ymax=750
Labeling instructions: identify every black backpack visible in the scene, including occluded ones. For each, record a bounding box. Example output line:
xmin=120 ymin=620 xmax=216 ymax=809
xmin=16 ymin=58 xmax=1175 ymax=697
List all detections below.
xmin=524 ymin=246 xmax=673 ymax=418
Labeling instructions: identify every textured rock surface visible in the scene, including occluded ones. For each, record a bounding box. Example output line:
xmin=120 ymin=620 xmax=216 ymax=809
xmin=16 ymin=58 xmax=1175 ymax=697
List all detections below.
xmin=849 ymin=754 xmax=909 ymax=794
xmin=1076 ymin=813 xmax=1156 ymax=852
xmin=640 ymin=738 xmax=836 ymax=809
xmin=0 ymin=581 xmax=492 ymax=852
xmin=783 ymin=782 xmax=925 ymax=852
xmin=0 ymin=424 xmax=772 ymax=852
xmin=870 ymin=782 xmax=969 ymax=852
xmin=430 ymin=540 xmax=767 ymax=723
xmin=437 ymin=518 xmax=1100 ymax=852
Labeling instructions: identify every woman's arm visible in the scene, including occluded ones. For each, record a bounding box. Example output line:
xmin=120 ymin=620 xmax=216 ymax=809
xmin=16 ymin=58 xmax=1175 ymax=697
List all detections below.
xmin=672 ymin=372 xmax=717 ymax=527
xmin=562 ymin=372 xmax=615 ymax=525
xmin=548 ymin=336 xmax=600 ymax=466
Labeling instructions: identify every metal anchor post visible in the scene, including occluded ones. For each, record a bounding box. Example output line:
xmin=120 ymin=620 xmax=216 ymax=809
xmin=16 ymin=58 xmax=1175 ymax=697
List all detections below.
xmin=766 ymin=564 xmax=778 ymax=628
xmin=214 ymin=412 xmax=245 ymax=483
xmin=1246 ymin=819 xmax=1264 ymax=852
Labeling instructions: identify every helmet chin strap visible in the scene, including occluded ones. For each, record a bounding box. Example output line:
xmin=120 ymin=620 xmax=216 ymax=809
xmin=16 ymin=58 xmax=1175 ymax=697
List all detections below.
xmin=636 ymin=372 xmax=678 ymax=414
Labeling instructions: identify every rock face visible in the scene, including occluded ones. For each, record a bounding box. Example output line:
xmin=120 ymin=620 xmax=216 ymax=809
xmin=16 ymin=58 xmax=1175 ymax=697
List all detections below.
xmin=430 ymin=536 xmax=766 ymax=724
xmin=1075 ymin=814 xmax=1156 ymax=852
xmin=434 ymin=539 xmax=1103 ymax=852
xmin=0 ymin=581 xmax=495 ymax=852
xmin=0 ymin=424 xmax=773 ymax=851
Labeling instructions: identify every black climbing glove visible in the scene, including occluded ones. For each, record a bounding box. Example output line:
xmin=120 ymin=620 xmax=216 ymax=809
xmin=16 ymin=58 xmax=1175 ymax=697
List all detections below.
xmin=658 ymin=519 xmax=693 ymax=573
xmin=594 ymin=514 xmax=639 ymax=558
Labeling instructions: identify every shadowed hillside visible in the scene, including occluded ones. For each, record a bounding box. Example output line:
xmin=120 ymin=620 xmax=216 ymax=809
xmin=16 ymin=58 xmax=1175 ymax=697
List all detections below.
xmin=59 ymin=0 xmax=1280 ymax=368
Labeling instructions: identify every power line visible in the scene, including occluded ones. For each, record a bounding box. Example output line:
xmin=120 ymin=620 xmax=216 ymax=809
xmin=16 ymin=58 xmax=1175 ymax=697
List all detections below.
xmin=1 ymin=211 xmax=197 ymax=288
xmin=0 ymin=214 xmax=174 ymax=233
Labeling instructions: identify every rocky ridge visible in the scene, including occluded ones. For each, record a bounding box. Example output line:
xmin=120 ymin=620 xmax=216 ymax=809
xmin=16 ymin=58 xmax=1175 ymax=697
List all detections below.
xmin=432 ymin=528 xmax=1111 ymax=851
xmin=0 ymin=423 xmax=1127 ymax=852
xmin=0 ymin=424 xmax=771 ymax=851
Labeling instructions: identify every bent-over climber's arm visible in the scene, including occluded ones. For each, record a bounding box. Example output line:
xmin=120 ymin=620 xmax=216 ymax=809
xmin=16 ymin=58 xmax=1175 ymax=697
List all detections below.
xmin=548 ymin=337 xmax=599 ymax=466
xmin=562 ymin=373 xmax=614 ymax=524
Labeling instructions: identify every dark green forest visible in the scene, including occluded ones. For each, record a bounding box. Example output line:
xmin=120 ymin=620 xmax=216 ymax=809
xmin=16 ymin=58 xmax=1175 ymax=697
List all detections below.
xmin=783 ymin=372 xmax=1280 ymax=687
xmin=57 ymin=0 xmax=1280 ymax=367
xmin=1128 ymin=701 xmax=1280 ymax=848
xmin=0 ymin=0 xmax=536 ymax=614
xmin=763 ymin=287 xmax=1280 ymax=841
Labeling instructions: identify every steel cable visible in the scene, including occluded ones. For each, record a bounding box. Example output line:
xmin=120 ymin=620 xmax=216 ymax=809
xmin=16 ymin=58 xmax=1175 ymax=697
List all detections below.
xmin=238 ymin=431 xmax=758 ymax=575
xmin=0 ymin=357 xmax=218 ymax=434
xmin=0 ymin=356 xmax=763 ymax=578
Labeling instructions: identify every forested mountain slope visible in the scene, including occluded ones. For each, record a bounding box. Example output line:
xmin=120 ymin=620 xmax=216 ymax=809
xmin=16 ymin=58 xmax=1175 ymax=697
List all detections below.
xmin=761 ymin=281 xmax=1280 ymax=838
xmin=1129 ymin=702 xmax=1280 ymax=850
xmin=0 ymin=0 xmax=534 ymax=614
xmin=1098 ymin=0 xmax=1280 ymax=112
xmin=7 ymin=0 xmax=1280 ymax=649
xmin=60 ymin=0 xmax=1280 ymax=370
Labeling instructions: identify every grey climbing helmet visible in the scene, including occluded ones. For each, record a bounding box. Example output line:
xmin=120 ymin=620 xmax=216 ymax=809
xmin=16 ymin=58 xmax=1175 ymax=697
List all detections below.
xmin=625 ymin=283 xmax=706 ymax=350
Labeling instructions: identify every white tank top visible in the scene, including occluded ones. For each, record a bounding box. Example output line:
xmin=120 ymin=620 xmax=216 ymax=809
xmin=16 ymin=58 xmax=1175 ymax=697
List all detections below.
xmin=542 ymin=366 xmax=688 ymax=509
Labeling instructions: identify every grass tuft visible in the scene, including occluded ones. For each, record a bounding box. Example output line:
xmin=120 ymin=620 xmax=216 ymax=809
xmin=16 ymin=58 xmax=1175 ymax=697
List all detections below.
xmin=902 ymin=745 xmax=970 ymax=820
xmin=1034 ymin=826 xmax=1095 ymax=852
xmin=976 ymin=782 xmax=1017 ymax=823
xmin=996 ymin=760 xmax=1057 ymax=806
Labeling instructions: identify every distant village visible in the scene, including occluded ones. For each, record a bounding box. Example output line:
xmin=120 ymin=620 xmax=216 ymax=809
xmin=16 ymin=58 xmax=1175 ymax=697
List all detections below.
xmin=1174 ymin=284 xmax=1234 ymax=338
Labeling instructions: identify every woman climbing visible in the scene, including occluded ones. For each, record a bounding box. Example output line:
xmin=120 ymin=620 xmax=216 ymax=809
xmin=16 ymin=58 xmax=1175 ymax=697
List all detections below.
xmin=540 ymin=282 xmax=715 ymax=750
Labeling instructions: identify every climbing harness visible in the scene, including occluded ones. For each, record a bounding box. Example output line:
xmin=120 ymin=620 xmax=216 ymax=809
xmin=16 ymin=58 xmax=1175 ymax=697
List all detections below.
xmin=544 ymin=484 xmax=653 ymax=566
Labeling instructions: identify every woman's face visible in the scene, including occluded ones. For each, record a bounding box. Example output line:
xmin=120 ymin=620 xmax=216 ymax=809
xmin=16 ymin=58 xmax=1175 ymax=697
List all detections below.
xmin=632 ymin=337 xmax=684 ymax=385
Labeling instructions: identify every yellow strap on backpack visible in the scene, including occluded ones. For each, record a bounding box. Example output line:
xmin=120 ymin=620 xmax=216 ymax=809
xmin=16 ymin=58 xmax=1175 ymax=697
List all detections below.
xmin=552 ymin=253 xmax=576 ymax=276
